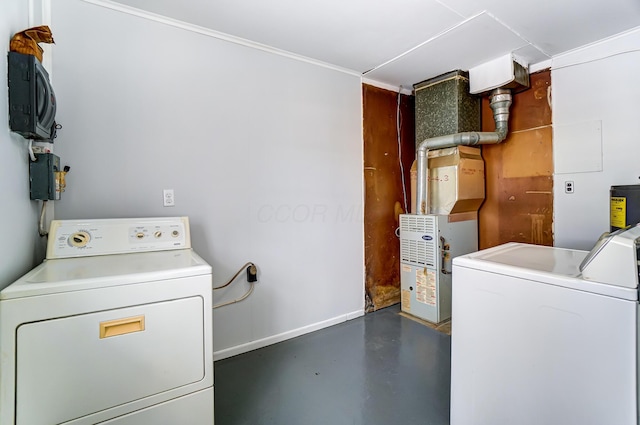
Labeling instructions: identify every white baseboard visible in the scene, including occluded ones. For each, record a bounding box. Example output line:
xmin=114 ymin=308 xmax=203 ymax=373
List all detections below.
xmin=346 ymin=309 xmax=365 ymax=321
xmin=213 ymin=309 xmax=365 ymax=361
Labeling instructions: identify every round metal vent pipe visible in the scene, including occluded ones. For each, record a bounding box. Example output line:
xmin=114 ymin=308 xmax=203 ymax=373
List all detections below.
xmin=415 ymin=88 xmax=512 ymax=215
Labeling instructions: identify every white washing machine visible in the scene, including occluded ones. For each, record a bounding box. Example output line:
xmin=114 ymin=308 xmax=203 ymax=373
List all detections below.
xmin=0 ymin=217 xmax=214 ymax=425
xmin=450 ymin=225 xmax=640 ymax=425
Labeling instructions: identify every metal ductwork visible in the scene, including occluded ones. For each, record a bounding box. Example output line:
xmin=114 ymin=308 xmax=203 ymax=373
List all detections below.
xmin=415 ymin=88 xmax=513 ymax=215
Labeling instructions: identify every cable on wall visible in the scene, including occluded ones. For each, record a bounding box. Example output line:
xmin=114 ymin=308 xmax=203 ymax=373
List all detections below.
xmin=213 ymin=282 xmax=255 ymax=309
xmin=38 ymin=200 xmax=48 ymax=237
xmin=213 ymin=262 xmax=258 ymax=309
xmin=397 ymin=86 xmax=409 ymax=215
xmin=213 ymin=262 xmax=256 ymax=290
xmin=28 ymin=139 xmax=36 ymax=162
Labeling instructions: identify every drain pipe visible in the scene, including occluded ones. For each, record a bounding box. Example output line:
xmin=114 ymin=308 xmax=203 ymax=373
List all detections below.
xmin=415 ymin=88 xmax=513 ymax=214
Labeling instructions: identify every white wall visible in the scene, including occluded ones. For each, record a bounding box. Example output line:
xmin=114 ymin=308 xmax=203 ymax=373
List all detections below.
xmin=51 ymin=0 xmax=364 ymax=359
xmin=0 ymin=1 xmax=47 ymax=290
xmin=552 ymin=26 xmax=640 ymax=250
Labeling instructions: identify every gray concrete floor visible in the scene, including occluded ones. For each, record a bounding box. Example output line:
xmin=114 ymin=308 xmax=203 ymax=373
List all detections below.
xmin=214 ymin=304 xmax=451 ymax=425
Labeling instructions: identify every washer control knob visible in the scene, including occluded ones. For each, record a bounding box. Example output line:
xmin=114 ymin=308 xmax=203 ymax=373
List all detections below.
xmin=154 ymin=231 xmax=162 ymax=238
xmin=69 ymin=231 xmax=91 ymax=248
xmin=171 ymin=230 xmax=179 ymax=237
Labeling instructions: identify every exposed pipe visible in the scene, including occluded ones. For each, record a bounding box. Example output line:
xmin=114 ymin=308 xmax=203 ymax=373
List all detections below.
xmin=415 ymin=88 xmax=513 ymax=215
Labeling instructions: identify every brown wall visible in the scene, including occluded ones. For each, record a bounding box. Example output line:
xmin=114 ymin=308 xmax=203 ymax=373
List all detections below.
xmin=363 ymin=72 xmax=552 ymax=309
xmin=363 ymin=84 xmax=415 ymax=311
xmin=479 ymin=70 xmax=553 ymax=249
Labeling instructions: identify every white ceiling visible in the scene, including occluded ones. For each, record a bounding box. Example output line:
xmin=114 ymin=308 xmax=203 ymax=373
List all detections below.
xmin=111 ymin=0 xmax=640 ymax=88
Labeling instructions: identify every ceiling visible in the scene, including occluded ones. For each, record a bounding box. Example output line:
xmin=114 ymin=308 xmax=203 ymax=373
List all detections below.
xmin=112 ymin=0 xmax=640 ymax=89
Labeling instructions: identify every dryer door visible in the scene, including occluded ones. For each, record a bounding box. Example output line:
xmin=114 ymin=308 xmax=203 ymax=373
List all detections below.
xmin=15 ymin=296 xmax=204 ymax=425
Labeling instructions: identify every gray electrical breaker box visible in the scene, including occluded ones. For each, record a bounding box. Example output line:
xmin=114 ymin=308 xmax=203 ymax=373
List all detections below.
xmin=29 ymin=153 xmax=60 ymax=201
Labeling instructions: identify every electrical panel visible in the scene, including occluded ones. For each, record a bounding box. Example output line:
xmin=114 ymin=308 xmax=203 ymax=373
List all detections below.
xmin=8 ymin=51 xmax=57 ymax=140
xmin=29 ymin=153 xmax=60 ymax=201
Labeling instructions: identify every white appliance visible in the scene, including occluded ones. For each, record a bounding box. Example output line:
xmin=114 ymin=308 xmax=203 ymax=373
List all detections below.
xmin=450 ymin=225 xmax=640 ymax=425
xmin=0 ymin=217 xmax=214 ymax=425
xmin=399 ymin=214 xmax=477 ymax=323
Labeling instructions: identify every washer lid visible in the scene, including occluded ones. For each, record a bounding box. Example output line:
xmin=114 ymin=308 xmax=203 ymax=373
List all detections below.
xmin=1 ymin=249 xmax=211 ymax=300
xmin=453 ymin=243 xmax=638 ymax=300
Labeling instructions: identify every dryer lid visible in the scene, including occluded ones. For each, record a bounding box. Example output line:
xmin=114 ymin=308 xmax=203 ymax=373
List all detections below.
xmin=1 ymin=249 xmax=211 ymax=300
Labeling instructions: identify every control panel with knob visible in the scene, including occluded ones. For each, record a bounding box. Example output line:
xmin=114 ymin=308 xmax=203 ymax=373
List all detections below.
xmin=46 ymin=217 xmax=192 ymax=259
xmin=69 ymin=231 xmax=91 ymax=248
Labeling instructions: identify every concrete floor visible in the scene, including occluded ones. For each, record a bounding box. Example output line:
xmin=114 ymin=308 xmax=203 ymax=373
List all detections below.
xmin=214 ymin=304 xmax=451 ymax=425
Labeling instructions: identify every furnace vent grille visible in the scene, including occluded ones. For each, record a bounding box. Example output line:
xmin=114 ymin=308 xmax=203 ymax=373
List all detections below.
xmin=400 ymin=215 xmax=435 ymax=234
xmin=399 ymin=215 xmax=436 ymax=267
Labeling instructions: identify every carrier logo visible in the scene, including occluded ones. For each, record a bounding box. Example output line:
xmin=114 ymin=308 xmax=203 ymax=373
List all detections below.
xmin=421 ymin=235 xmax=433 ymax=241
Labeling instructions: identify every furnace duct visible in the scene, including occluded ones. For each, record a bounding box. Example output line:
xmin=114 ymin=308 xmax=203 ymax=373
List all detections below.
xmin=415 ymin=88 xmax=513 ymax=215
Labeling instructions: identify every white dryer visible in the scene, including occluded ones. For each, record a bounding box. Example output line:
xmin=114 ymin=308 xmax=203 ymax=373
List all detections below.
xmin=0 ymin=217 xmax=214 ymax=425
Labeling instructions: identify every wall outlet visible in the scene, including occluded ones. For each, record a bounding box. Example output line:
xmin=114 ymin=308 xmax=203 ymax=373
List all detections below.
xmin=565 ymin=181 xmax=574 ymax=194
xmin=163 ymin=189 xmax=175 ymax=207
xmin=247 ymin=264 xmax=258 ymax=282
